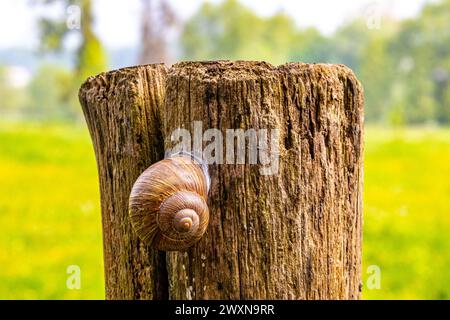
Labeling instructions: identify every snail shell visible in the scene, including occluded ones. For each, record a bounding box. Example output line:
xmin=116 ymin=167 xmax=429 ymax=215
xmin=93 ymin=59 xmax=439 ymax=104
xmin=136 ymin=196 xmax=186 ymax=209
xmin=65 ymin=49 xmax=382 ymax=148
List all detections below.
xmin=129 ymin=155 xmax=209 ymax=251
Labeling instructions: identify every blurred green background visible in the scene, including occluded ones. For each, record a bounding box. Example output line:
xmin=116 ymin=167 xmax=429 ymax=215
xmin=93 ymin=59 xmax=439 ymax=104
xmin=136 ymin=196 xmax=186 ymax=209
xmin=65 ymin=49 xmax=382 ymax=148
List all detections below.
xmin=0 ymin=0 xmax=449 ymax=299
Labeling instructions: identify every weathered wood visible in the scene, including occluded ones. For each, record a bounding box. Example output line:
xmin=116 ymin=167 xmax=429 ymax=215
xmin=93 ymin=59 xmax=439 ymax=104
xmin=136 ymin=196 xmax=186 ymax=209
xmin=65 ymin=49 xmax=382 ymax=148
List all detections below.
xmin=79 ymin=64 xmax=168 ymax=299
xmin=79 ymin=60 xmax=364 ymax=300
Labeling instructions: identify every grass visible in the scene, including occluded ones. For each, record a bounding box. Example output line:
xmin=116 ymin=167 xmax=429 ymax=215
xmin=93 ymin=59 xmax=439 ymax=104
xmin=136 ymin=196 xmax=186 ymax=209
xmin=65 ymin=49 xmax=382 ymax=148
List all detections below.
xmin=0 ymin=123 xmax=449 ymax=299
xmin=0 ymin=122 xmax=104 ymax=299
xmin=362 ymin=127 xmax=450 ymax=299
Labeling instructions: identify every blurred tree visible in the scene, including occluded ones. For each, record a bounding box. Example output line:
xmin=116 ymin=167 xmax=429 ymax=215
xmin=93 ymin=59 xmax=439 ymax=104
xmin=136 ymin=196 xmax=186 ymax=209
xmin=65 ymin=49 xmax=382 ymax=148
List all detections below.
xmin=76 ymin=0 xmax=108 ymax=81
xmin=260 ymin=13 xmax=297 ymax=65
xmin=182 ymin=0 xmax=261 ymax=61
xmin=327 ymin=20 xmax=372 ymax=74
xmin=289 ymin=27 xmax=332 ymax=63
xmin=36 ymin=0 xmax=108 ymax=82
xmin=28 ymin=0 xmax=450 ymax=125
xmin=359 ymin=19 xmax=399 ymax=124
xmin=139 ymin=0 xmax=177 ymax=64
xmin=390 ymin=0 xmax=450 ymax=124
xmin=181 ymin=0 xmax=296 ymax=65
xmin=26 ymin=65 xmax=78 ymax=122
xmin=180 ymin=0 xmax=450 ymax=125
xmin=32 ymin=0 xmax=107 ymax=122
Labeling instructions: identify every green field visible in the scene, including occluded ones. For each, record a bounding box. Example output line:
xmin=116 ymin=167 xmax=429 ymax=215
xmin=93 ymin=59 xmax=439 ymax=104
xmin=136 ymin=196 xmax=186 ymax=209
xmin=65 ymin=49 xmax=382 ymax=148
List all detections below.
xmin=0 ymin=123 xmax=104 ymax=299
xmin=0 ymin=123 xmax=449 ymax=299
xmin=363 ymin=127 xmax=450 ymax=299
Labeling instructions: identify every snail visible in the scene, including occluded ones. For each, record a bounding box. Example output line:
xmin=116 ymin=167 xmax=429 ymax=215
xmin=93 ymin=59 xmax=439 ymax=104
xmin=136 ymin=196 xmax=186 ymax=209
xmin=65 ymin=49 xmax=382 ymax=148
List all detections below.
xmin=128 ymin=153 xmax=210 ymax=251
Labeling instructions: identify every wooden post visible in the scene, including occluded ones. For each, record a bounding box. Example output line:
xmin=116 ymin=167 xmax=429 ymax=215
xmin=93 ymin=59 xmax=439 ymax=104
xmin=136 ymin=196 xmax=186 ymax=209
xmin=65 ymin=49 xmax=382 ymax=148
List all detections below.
xmin=79 ymin=61 xmax=364 ymax=300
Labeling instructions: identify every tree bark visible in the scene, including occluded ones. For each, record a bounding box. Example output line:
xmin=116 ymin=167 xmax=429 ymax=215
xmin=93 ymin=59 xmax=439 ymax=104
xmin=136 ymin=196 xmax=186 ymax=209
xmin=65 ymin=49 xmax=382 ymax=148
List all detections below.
xmin=79 ymin=60 xmax=364 ymax=300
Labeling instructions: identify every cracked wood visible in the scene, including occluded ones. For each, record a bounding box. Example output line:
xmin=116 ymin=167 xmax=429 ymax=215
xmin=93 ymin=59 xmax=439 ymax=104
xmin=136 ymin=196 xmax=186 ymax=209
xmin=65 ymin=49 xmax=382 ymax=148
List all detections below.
xmin=79 ymin=60 xmax=364 ymax=300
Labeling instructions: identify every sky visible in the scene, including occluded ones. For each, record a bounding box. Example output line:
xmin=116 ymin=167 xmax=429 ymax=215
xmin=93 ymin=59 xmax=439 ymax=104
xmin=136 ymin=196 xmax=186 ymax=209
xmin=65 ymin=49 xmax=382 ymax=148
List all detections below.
xmin=0 ymin=0 xmax=434 ymax=49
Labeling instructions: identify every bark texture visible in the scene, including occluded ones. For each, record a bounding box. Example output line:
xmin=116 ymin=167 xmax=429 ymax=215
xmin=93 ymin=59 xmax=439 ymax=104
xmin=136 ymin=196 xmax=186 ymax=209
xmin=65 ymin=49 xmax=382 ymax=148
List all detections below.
xmin=79 ymin=64 xmax=168 ymax=299
xmin=79 ymin=60 xmax=364 ymax=300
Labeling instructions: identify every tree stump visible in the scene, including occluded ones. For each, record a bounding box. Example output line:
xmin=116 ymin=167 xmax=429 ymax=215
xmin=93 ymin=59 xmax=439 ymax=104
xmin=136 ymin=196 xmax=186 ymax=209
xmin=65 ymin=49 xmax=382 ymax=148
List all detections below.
xmin=79 ymin=60 xmax=364 ymax=300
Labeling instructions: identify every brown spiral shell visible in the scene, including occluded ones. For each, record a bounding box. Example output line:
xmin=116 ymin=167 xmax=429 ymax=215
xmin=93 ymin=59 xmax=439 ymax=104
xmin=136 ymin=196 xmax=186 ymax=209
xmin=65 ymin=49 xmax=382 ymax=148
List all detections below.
xmin=128 ymin=155 xmax=209 ymax=251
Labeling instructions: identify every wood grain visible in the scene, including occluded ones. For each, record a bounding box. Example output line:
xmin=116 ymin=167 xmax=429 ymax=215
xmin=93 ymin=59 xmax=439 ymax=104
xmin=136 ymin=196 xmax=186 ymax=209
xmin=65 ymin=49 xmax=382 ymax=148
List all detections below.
xmin=79 ymin=60 xmax=364 ymax=299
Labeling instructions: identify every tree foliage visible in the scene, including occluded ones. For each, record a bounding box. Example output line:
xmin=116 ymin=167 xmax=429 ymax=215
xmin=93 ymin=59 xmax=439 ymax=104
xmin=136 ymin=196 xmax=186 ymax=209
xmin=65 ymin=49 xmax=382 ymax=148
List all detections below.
xmin=181 ymin=0 xmax=450 ymax=125
xmin=23 ymin=0 xmax=108 ymax=122
xmin=36 ymin=0 xmax=107 ymax=82
xmin=27 ymin=65 xmax=79 ymax=121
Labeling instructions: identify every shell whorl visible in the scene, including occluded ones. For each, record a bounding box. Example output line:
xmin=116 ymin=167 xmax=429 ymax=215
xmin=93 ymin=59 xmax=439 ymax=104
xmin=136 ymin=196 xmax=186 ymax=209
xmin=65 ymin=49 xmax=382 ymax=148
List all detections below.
xmin=129 ymin=155 xmax=209 ymax=251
